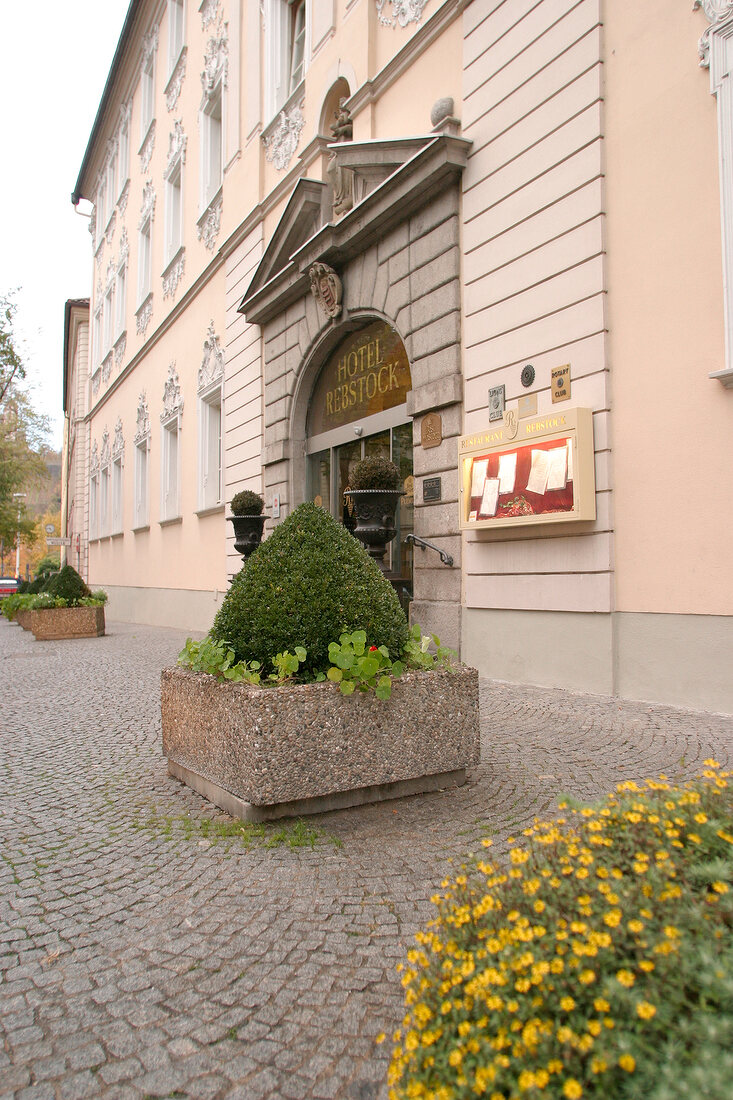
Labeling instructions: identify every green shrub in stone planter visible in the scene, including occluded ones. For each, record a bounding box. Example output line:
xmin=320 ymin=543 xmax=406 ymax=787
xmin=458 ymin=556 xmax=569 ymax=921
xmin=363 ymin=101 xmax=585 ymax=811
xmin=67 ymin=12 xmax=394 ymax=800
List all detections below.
xmin=229 ymin=489 xmax=266 ymax=562
xmin=43 ymin=564 xmax=91 ymax=604
xmin=230 ymin=490 xmax=265 ymax=516
xmin=213 ymin=500 xmax=408 ymax=674
xmin=345 ymin=455 xmax=404 ymax=570
xmin=349 ymin=455 xmax=401 ymax=491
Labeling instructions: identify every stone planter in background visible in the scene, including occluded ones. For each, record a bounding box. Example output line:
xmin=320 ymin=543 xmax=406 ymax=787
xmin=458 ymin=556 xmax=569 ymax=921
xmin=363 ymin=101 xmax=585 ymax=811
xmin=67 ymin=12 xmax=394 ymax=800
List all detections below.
xmin=161 ymin=665 xmax=480 ymax=821
xmin=15 ymin=610 xmax=33 ymax=630
xmin=29 ymin=606 xmax=106 ymax=641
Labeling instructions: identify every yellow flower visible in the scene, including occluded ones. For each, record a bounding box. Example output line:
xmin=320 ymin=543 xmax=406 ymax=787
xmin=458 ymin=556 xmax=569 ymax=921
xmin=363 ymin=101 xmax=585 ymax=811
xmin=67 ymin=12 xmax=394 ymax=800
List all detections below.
xmin=591 ymin=1057 xmax=608 ymax=1074
xmin=375 ymin=1032 xmax=386 ymax=1044
xmin=534 ymin=899 xmax=546 ymax=913
xmin=563 ymin=1079 xmax=583 ymax=1099
xmin=712 ymin=881 xmax=729 ymax=894
xmin=616 ymin=969 xmax=635 ymax=987
xmin=627 ymin=919 xmax=644 ymax=933
xmin=579 ymin=969 xmax=596 ymax=985
xmin=593 ymin=997 xmax=610 ymax=1013
xmin=560 ymin=996 xmax=576 ymax=1011
xmin=481 ymin=837 xmax=494 ymax=847
xmin=603 ymin=909 xmax=622 ymax=928
xmin=448 ymin=1049 xmax=462 ymax=1067
xmin=639 ymin=960 xmax=655 ymax=972
xmin=587 ymin=1019 xmax=601 ymax=1036
xmin=637 ymin=1001 xmax=657 ymax=1020
xmin=619 ymin=1054 xmax=636 ymax=1072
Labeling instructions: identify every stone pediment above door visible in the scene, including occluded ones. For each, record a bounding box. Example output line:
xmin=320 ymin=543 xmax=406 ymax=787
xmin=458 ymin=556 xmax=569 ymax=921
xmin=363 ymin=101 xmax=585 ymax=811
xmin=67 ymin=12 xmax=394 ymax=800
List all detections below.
xmin=242 ymin=177 xmax=329 ymax=307
xmin=239 ymin=131 xmax=471 ymax=327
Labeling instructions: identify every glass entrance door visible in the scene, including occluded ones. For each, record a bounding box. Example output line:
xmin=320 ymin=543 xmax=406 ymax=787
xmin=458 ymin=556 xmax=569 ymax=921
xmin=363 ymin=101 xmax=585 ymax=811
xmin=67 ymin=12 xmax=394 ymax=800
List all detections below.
xmin=306 ymin=420 xmax=414 ymax=612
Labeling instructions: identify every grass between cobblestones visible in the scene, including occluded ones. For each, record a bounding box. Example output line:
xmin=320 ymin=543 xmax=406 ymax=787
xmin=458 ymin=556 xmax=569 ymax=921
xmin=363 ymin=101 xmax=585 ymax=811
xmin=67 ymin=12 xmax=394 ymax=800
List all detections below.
xmin=129 ymin=810 xmax=342 ymax=851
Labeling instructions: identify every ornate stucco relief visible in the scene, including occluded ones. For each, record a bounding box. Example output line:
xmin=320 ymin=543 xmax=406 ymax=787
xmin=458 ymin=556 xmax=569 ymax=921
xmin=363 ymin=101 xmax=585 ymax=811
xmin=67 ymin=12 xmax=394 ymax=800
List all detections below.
xmin=142 ymin=24 xmax=159 ymax=64
xmin=100 ymin=427 xmax=111 ymax=467
xmin=134 ymin=392 xmax=150 ymax=443
xmin=165 ymin=46 xmax=188 ymax=111
xmin=102 ymin=354 xmax=113 ymax=385
xmin=199 ymin=0 xmax=220 ymax=29
xmin=140 ymin=120 xmax=156 ymax=172
xmin=198 ymin=322 xmax=224 ymax=391
xmin=114 ymin=333 xmax=127 ymax=368
xmin=139 ymin=182 xmax=156 ymax=228
xmin=165 ymin=120 xmax=188 ymax=177
xmin=197 ymin=192 xmax=222 ymax=250
xmin=376 ymin=0 xmax=429 ymax=28
xmin=161 ymin=364 xmax=184 ymax=421
xmin=162 ymin=250 xmax=186 ymax=300
xmin=263 ymin=101 xmax=305 ymax=170
xmin=91 ymin=370 xmax=101 ymax=398
xmin=202 ymin=18 xmax=229 ymax=95
xmin=118 ymin=180 xmax=130 ymax=216
xmin=90 ymin=440 xmax=100 ymax=474
xmin=695 ymin=1 xmax=733 ymax=65
xmin=119 ymin=227 xmax=129 ymax=266
xmin=136 ymin=295 xmax=153 ymax=336
xmin=112 ymin=418 xmax=125 ymax=460
xmin=105 ymin=260 xmax=116 ymax=291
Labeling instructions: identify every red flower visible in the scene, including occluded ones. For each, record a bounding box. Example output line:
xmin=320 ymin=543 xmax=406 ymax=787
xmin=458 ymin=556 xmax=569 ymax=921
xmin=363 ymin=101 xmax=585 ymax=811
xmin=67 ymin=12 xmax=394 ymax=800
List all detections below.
xmin=369 ymin=645 xmax=378 ymax=651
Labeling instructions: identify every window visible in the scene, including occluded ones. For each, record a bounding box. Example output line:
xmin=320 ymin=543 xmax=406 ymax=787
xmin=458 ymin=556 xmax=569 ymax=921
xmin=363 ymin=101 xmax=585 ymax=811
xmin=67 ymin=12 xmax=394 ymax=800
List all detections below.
xmin=141 ymin=51 xmax=155 ymax=138
xmin=198 ymin=385 xmax=222 ymax=510
xmin=168 ymin=0 xmax=184 ymax=72
xmin=115 ymin=263 xmax=127 ymax=339
xmin=89 ymin=472 xmax=99 ymax=539
xmin=138 ymin=218 xmax=152 ymax=303
xmin=265 ymin=0 xmax=308 ymax=118
xmin=165 ymin=160 xmax=183 ymax=261
xmin=201 ymin=85 xmax=222 ymax=209
xmin=93 ymin=307 xmax=102 ymax=367
xmin=161 ymin=417 xmax=180 ymax=520
xmin=119 ymin=113 xmax=130 ymax=192
xmin=100 ymin=464 xmax=110 ymax=536
xmin=96 ymin=178 xmax=107 ymax=244
xmin=111 ymin=456 xmax=123 ymax=534
xmin=289 ymin=0 xmax=306 ymax=95
xmin=103 ymin=285 xmax=114 ymax=354
xmin=106 ymin=153 xmax=117 ymax=222
xmin=134 ymin=438 xmax=150 ymax=528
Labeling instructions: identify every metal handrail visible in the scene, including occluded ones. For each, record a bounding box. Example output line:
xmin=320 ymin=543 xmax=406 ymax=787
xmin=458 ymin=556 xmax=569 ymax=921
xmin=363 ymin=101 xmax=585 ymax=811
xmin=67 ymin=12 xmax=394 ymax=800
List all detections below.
xmin=403 ymin=533 xmax=454 ymax=567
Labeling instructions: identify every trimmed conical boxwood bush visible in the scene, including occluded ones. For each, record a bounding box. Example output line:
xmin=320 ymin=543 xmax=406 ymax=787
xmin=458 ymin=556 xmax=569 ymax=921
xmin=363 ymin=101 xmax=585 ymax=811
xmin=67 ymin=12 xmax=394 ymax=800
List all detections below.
xmin=43 ymin=564 xmax=91 ymax=605
xmin=211 ymin=501 xmax=408 ymax=672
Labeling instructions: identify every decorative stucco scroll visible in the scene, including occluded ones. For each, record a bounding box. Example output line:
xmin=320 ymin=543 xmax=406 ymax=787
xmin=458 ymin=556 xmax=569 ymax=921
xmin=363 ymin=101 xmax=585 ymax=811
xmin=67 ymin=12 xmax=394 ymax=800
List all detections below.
xmin=90 ymin=440 xmax=100 ymax=474
xmin=134 ymin=392 xmax=150 ymax=443
xmin=198 ymin=321 xmax=224 ymax=391
xmin=140 ymin=119 xmax=156 ymax=172
xmin=102 ymin=354 xmax=112 ymax=385
xmin=119 ymin=227 xmax=129 ymax=266
xmin=112 ymin=418 xmax=125 ymax=461
xmin=162 ymin=251 xmax=185 ymax=300
xmin=376 ymin=0 xmax=429 ymax=28
xmin=201 ymin=18 xmax=228 ymax=95
xmin=165 ymin=120 xmax=188 ymax=177
xmin=100 ymin=427 xmax=111 ymax=467
xmin=166 ymin=47 xmax=187 ymax=111
xmin=161 ymin=363 xmax=184 ymax=421
xmin=114 ymin=333 xmax=127 ymax=368
xmin=695 ymin=0 xmax=733 ymax=65
xmin=197 ymin=193 xmax=222 ymax=251
xmin=263 ymin=101 xmax=305 ymax=170
xmin=199 ymin=0 xmax=220 ymax=30
xmin=118 ymin=179 xmax=130 ymax=216
xmin=136 ymin=296 xmax=153 ymax=336
xmin=139 ymin=181 xmax=156 ymax=228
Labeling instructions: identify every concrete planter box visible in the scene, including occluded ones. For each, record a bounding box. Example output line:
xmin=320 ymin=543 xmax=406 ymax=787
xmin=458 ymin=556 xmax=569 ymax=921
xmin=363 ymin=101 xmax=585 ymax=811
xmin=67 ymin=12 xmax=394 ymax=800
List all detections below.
xmin=161 ymin=665 xmax=480 ymax=821
xmin=29 ymin=606 xmax=105 ymax=641
xmin=15 ymin=610 xmax=33 ymax=630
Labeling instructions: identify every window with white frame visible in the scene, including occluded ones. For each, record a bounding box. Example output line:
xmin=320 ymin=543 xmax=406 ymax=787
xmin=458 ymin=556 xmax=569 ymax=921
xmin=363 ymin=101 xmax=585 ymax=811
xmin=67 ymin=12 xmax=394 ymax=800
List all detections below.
xmin=103 ymin=285 xmax=114 ymax=355
xmin=96 ymin=178 xmax=107 ymax=243
xmin=106 ymin=153 xmax=117 ymax=222
xmin=168 ymin=0 xmax=184 ymax=73
xmin=138 ymin=218 xmax=152 ymax=303
xmin=265 ymin=0 xmax=308 ymax=119
xmin=134 ymin=436 xmax=150 ymax=528
xmin=141 ymin=50 xmax=155 ymax=138
xmin=165 ymin=159 xmax=183 ymax=261
xmin=93 ymin=306 xmax=102 ymax=367
xmin=201 ymin=85 xmax=222 ymax=210
xmin=119 ymin=111 xmax=130 ymax=192
xmin=100 ymin=463 xmax=110 ymax=536
xmin=161 ymin=416 xmax=180 ymax=520
xmin=111 ymin=455 xmax=123 ymax=534
xmin=89 ymin=470 xmax=99 ymax=539
xmin=115 ymin=262 xmax=127 ymax=339
xmin=198 ymin=384 xmax=222 ymax=511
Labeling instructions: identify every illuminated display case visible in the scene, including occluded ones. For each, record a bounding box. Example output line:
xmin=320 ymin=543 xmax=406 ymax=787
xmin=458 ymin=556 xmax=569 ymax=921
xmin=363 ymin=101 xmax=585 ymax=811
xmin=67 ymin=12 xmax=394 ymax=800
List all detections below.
xmin=458 ymin=407 xmax=596 ymax=530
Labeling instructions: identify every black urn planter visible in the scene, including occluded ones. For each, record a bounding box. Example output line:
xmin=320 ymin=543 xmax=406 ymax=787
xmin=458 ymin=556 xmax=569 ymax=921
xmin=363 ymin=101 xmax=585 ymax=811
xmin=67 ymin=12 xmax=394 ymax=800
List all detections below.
xmin=229 ymin=514 xmax=266 ymax=562
xmin=344 ymin=489 xmax=403 ymax=572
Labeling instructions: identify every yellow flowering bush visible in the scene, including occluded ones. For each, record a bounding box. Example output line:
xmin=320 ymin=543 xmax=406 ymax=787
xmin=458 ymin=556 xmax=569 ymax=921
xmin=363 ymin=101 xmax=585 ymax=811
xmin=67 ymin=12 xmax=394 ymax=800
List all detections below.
xmin=388 ymin=762 xmax=733 ymax=1099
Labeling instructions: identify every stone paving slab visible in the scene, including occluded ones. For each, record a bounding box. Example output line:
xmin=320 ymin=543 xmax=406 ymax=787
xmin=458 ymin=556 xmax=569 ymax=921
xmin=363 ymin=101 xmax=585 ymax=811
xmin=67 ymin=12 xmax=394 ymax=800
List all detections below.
xmin=1 ymin=618 xmax=732 ymax=1099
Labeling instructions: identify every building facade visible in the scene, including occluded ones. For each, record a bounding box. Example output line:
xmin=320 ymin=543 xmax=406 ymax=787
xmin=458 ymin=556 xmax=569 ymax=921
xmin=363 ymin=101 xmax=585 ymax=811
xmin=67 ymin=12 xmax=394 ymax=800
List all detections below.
xmin=64 ymin=0 xmax=733 ymax=712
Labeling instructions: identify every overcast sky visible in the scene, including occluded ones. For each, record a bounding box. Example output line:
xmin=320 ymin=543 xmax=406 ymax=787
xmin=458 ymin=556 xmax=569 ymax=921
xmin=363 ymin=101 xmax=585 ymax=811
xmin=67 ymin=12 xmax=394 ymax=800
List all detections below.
xmin=0 ymin=1 xmax=132 ymax=449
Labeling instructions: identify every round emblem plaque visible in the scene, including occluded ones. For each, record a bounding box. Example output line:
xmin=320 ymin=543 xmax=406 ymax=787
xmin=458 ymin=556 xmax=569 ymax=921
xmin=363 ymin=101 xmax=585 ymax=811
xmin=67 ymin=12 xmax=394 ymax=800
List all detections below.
xmin=521 ymin=364 xmax=535 ymax=388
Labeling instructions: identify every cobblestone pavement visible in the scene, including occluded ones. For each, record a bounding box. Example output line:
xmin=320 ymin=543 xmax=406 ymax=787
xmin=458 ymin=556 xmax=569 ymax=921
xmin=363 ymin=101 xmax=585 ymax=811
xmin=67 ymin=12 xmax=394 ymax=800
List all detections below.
xmin=2 ymin=618 xmax=732 ymax=1100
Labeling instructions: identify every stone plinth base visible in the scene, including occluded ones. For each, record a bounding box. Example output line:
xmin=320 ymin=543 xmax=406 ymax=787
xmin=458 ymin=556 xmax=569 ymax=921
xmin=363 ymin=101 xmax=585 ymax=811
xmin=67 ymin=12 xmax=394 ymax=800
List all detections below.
xmin=30 ymin=606 xmax=105 ymax=640
xmin=15 ymin=611 xmax=32 ymax=630
xmin=161 ymin=665 xmax=479 ymax=819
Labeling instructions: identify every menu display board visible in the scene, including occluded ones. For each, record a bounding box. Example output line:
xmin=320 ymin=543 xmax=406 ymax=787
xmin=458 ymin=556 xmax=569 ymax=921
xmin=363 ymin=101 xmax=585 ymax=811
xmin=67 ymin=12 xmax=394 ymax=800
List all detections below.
xmin=458 ymin=407 xmax=596 ymax=530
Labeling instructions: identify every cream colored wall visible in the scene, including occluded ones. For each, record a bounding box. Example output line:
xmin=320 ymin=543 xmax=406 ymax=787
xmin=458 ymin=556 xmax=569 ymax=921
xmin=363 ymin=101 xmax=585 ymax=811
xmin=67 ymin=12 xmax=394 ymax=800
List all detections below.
xmin=604 ymin=1 xmax=733 ymax=616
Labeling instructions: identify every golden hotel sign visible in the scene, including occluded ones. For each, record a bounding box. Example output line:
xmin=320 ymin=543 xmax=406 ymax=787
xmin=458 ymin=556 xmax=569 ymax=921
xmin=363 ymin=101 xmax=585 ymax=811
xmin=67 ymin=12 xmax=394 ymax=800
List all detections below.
xmin=309 ymin=320 xmax=412 ymax=435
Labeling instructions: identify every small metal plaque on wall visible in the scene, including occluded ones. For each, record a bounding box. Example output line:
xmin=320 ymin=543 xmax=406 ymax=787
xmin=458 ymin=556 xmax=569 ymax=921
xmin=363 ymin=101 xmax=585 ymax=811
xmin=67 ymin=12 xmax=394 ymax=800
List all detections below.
xmin=423 ymin=477 xmax=442 ymax=503
xmin=551 ymin=364 xmax=571 ymax=403
xmin=421 ymin=412 xmax=442 ymax=449
xmin=489 ymin=385 xmax=506 ymax=422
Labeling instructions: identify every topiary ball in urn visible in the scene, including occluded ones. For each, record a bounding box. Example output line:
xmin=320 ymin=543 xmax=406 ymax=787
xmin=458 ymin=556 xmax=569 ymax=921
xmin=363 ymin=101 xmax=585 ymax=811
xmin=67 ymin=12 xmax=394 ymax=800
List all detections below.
xmin=211 ymin=501 xmax=408 ymax=674
xmin=344 ymin=455 xmax=404 ymax=572
xmin=229 ymin=489 xmax=266 ymax=562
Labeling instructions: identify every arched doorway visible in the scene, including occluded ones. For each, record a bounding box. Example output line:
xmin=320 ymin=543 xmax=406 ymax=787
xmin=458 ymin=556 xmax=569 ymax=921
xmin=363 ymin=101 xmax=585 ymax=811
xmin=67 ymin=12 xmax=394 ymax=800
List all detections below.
xmin=305 ymin=319 xmax=414 ymax=611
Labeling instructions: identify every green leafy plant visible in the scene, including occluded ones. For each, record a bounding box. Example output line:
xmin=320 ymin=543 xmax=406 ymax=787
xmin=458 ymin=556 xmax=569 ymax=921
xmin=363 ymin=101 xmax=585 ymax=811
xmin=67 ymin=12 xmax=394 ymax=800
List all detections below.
xmin=326 ymin=629 xmax=403 ymax=699
xmin=402 ymin=623 xmax=457 ymax=671
xmin=268 ymin=647 xmax=307 ymax=683
xmin=42 ymin=564 xmax=92 ymax=605
xmin=388 ymin=762 xmax=733 ymax=1100
xmin=178 ymin=636 xmax=261 ymax=684
xmin=230 ymin=489 xmax=265 ymax=515
xmin=211 ymin=501 xmax=408 ymax=673
xmin=349 ymin=455 xmax=402 ymax=491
